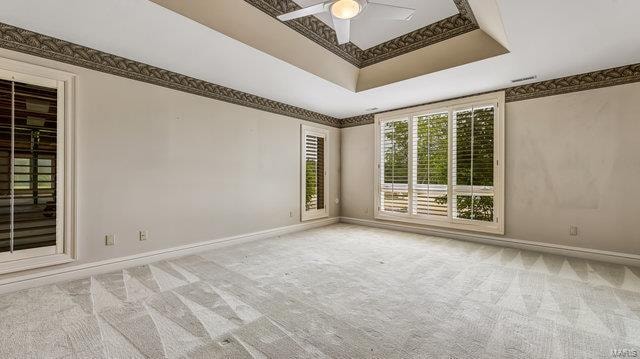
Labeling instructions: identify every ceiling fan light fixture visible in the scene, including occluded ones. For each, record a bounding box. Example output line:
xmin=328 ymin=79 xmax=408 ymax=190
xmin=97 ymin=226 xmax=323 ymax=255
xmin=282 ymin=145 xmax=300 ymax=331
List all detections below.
xmin=331 ymin=0 xmax=362 ymax=20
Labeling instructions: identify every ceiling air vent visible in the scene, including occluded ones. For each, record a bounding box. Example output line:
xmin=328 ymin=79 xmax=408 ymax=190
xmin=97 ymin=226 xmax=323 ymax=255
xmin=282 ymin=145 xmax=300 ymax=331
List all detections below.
xmin=511 ymin=75 xmax=537 ymax=83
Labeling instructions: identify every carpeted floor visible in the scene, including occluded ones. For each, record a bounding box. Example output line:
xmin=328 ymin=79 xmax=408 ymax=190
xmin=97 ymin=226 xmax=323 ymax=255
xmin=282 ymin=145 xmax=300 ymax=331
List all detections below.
xmin=1 ymin=223 xmax=640 ymax=358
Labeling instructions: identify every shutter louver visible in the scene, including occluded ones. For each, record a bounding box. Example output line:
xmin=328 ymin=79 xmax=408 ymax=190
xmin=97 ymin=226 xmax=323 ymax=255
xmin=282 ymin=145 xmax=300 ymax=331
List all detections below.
xmin=412 ymin=112 xmax=448 ymax=217
xmin=305 ymin=134 xmax=325 ymax=211
xmin=380 ymin=120 xmax=409 ymax=213
xmin=0 ymin=79 xmax=11 ymax=253
xmin=452 ymin=106 xmax=495 ymax=222
xmin=0 ymin=78 xmax=58 ymax=253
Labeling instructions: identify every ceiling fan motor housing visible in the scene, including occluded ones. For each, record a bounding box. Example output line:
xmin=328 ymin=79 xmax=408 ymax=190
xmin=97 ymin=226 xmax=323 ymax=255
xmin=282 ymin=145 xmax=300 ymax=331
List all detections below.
xmin=330 ymin=0 xmax=368 ymax=20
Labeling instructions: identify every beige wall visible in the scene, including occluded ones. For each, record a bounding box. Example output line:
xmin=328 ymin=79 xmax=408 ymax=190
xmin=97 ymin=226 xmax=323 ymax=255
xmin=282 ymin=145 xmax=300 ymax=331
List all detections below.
xmin=341 ymin=82 xmax=640 ymax=255
xmin=0 ymin=48 xmax=340 ymax=280
xmin=1 ymin=45 xmax=639 ymax=283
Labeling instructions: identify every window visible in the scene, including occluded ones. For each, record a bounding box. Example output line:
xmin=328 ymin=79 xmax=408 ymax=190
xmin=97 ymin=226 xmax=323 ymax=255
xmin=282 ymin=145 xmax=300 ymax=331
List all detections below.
xmin=375 ymin=92 xmax=504 ymax=234
xmin=301 ymin=125 xmax=329 ymax=221
xmin=0 ymin=58 xmax=76 ymax=273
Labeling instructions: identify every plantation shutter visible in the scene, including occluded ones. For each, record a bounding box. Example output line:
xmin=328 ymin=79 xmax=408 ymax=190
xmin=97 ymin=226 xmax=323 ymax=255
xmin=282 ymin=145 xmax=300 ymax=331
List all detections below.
xmin=380 ymin=119 xmax=409 ymax=213
xmin=0 ymin=78 xmax=58 ymax=253
xmin=304 ymin=133 xmax=325 ymax=211
xmin=412 ymin=112 xmax=449 ymax=217
xmin=375 ymin=93 xmax=503 ymax=234
xmin=452 ymin=105 xmax=495 ymax=222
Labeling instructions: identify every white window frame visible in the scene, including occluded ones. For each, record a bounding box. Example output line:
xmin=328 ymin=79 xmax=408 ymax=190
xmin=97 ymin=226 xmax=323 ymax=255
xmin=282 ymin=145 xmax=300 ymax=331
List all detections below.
xmin=374 ymin=91 xmax=505 ymax=234
xmin=301 ymin=124 xmax=329 ymax=221
xmin=0 ymin=57 xmax=77 ymax=274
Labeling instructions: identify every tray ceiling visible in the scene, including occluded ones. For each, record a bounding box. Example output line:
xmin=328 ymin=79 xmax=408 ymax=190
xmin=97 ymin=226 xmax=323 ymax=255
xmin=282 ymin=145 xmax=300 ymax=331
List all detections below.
xmin=245 ymin=0 xmax=480 ymax=68
xmin=149 ymin=0 xmax=503 ymax=93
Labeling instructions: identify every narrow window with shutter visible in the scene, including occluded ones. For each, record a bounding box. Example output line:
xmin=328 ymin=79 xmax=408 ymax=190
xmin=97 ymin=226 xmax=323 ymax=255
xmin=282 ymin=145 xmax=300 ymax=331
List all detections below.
xmin=0 ymin=79 xmax=59 ymax=254
xmin=413 ymin=112 xmax=448 ymax=217
xmin=380 ymin=119 xmax=409 ymax=213
xmin=452 ymin=105 xmax=495 ymax=222
xmin=375 ymin=92 xmax=504 ymax=234
xmin=301 ymin=125 xmax=329 ymax=221
xmin=0 ymin=61 xmax=76 ymax=272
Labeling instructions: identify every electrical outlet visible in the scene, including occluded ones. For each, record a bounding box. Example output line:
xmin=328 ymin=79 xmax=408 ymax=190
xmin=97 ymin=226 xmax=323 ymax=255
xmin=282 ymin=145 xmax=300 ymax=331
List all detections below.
xmin=139 ymin=230 xmax=148 ymax=241
xmin=569 ymin=225 xmax=578 ymax=236
xmin=105 ymin=234 xmax=115 ymax=246
xmin=289 ymin=211 xmax=293 ymax=218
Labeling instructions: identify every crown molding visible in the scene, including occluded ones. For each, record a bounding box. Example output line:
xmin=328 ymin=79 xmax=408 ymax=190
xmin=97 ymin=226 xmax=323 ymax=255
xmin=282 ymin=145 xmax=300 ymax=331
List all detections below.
xmin=245 ymin=0 xmax=479 ymax=68
xmin=340 ymin=62 xmax=640 ymax=127
xmin=0 ymin=22 xmax=342 ymax=128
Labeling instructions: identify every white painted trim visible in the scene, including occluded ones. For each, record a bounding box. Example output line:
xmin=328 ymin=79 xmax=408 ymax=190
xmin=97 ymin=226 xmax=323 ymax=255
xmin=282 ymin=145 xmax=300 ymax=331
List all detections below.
xmin=0 ymin=57 xmax=78 ymax=273
xmin=339 ymin=217 xmax=640 ymax=267
xmin=301 ymin=124 xmax=330 ymax=221
xmin=0 ymin=245 xmax=56 ymax=263
xmin=375 ymin=91 xmax=506 ymax=120
xmin=0 ymin=217 xmax=339 ymax=294
xmin=0 ymin=254 xmax=74 ymax=275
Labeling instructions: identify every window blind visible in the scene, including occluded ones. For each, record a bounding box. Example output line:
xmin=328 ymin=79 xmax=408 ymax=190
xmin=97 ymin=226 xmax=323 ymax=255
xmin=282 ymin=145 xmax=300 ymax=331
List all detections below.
xmin=452 ymin=106 xmax=495 ymax=222
xmin=412 ymin=112 xmax=448 ymax=217
xmin=304 ymin=134 xmax=325 ymax=211
xmin=375 ymin=93 xmax=503 ymax=234
xmin=0 ymin=78 xmax=58 ymax=253
xmin=380 ymin=119 xmax=409 ymax=213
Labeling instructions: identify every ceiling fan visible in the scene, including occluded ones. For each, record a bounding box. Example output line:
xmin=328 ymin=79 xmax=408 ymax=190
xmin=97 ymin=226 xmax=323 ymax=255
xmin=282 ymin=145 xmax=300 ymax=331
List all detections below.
xmin=277 ymin=0 xmax=416 ymax=45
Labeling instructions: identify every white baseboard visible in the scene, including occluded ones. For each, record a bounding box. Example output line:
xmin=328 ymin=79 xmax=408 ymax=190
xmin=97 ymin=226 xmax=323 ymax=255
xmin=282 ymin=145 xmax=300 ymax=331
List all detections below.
xmin=0 ymin=217 xmax=339 ymax=294
xmin=4 ymin=215 xmax=635 ymax=294
xmin=340 ymin=217 xmax=640 ymax=267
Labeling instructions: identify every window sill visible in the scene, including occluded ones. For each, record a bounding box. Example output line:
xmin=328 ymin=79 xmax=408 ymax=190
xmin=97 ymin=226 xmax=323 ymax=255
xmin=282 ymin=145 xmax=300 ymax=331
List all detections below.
xmin=301 ymin=211 xmax=329 ymax=222
xmin=374 ymin=212 xmax=504 ymax=235
xmin=0 ymin=253 xmax=75 ymax=275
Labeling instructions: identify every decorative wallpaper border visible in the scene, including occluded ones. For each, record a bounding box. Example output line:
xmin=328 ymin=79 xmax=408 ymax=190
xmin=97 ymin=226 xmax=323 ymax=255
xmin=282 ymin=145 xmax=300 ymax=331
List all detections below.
xmin=0 ymin=22 xmax=341 ymax=128
xmin=340 ymin=114 xmax=376 ymax=128
xmin=245 ymin=0 xmax=478 ymax=68
xmin=340 ymin=62 xmax=640 ymax=127
xmin=453 ymin=0 xmax=477 ymax=24
xmin=504 ymin=63 xmax=640 ymax=102
xmin=359 ymin=14 xmax=476 ymax=67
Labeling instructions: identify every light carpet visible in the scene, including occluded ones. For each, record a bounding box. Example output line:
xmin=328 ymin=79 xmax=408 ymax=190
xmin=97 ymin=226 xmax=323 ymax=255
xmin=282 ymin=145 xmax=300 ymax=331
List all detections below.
xmin=1 ymin=223 xmax=640 ymax=358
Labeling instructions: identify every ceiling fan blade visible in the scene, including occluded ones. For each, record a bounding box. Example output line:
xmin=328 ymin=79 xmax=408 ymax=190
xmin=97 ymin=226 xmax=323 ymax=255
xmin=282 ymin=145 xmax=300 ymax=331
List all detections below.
xmin=365 ymin=1 xmax=416 ymax=20
xmin=332 ymin=17 xmax=351 ymax=45
xmin=277 ymin=3 xmax=329 ymax=21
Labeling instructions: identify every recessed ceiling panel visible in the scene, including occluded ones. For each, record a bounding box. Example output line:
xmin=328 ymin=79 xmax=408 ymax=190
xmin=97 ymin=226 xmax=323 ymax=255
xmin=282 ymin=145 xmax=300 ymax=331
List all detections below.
xmin=292 ymin=0 xmax=459 ymax=49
